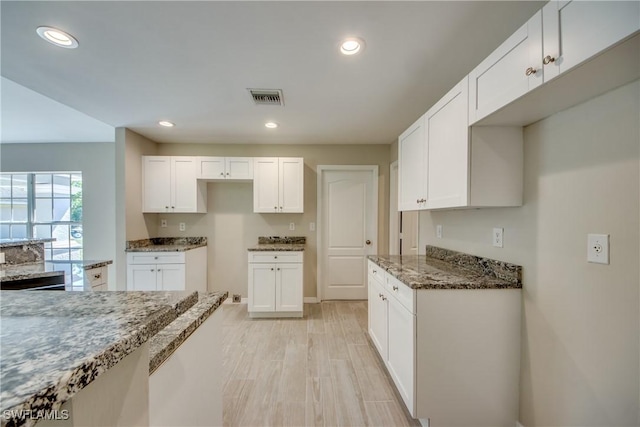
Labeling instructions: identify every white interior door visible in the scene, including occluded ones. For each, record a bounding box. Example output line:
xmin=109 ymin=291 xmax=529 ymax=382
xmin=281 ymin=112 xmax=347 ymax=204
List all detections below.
xmin=401 ymin=211 xmax=419 ymax=256
xmin=319 ymin=166 xmax=378 ymax=300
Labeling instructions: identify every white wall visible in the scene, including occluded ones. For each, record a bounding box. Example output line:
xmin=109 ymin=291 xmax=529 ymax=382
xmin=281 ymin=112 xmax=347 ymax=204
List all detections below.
xmin=0 ymin=142 xmax=117 ymax=289
xmin=418 ymin=81 xmax=640 ymax=426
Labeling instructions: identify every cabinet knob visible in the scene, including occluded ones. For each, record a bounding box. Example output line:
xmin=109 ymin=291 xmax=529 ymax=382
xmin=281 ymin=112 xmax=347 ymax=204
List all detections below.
xmin=277 ymin=268 xmax=280 ymax=271
xmin=271 ymin=268 xmax=274 ymax=271
xmin=165 ymin=206 xmax=169 ymax=209
xmin=393 ymin=285 xmax=399 ymax=291
xmin=171 ymin=206 xmax=175 ymax=209
xmin=151 ymin=269 xmax=155 ymax=272
xmin=525 ymin=67 xmax=537 ymax=76
xmin=379 ymin=293 xmax=383 ymax=298
xmin=154 ymin=256 xmax=158 ymax=260
xmin=543 ymin=55 xmax=556 ymax=65
xmin=157 ymin=269 xmax=161 ymax=272
xmin=226 ymin=172 xmax=230 ymax=176
xmin=274 ymin=206 xmax=278 ymax=210
xmin=366 ymin=240 xmax=371 ymax=245
xmin=94 ymin=274 xmax=101 ymax=280
xmin=381 ymin=295 xmax=387 ymax=301
xmin=220 ymin=172 xmax=224 ymax=176
xmin=280 ymin=206 xmax=283 ymax=210
xmin=274 ymin=256 xmax=278 ymax=259
xmin=373 ymin=270 xmax=377 ymax=274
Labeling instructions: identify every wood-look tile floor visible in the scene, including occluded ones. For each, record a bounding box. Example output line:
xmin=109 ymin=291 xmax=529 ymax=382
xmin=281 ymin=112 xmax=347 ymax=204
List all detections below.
xmin=222 ymin=302 xmax=418 ymax=427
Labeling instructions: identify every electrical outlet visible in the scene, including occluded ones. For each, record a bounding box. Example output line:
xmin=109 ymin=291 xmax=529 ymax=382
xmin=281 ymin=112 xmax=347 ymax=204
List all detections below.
xmin=179 ymin=222 xmax=186 ymax=232
xmin=436 ymin=225 xmax=443 ymax=239
xmin=289 ymin=222 xmax=295 ymax=231
xmin=493 ymin=228 xmax=504 ymax=248
xmin=587 ymin=234 xmax=609 ymax=264
xmin=0 ymin=252 xmax=5 ymax=264
xmin=309 ymin=222 xmax=316 ymax=231
xmin=160 ymin=219 xmax=167 ymax=228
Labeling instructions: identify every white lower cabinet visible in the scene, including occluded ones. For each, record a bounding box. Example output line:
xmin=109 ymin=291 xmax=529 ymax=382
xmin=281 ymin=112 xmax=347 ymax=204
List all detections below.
xmin=367 ymin=260 xmax=520 ymax=426
xmin=248 ymin=251 xmax=303 ymax=317
xmin=367 ymin=261 xmax=416 ymax=415
xmin=126 ymin=247 xmax=207 ymax=292
xmin=85 ymin=266 xmax=108 ymax=291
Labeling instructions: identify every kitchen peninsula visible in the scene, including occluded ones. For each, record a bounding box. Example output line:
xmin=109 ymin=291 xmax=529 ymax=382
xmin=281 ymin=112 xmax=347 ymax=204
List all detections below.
xmin=0 ymin=289 xmax=227 ymax=427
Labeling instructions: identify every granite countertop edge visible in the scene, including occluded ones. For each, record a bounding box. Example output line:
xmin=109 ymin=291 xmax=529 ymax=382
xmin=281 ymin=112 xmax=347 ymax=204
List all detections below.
xmin=0 ymin=238 xmax=55 ymax=248
xmin=368 ymin=255 xmax=522 ymax=290
xmin=247 ymin=243 xmax=306 ymax=252
xmin=149 ymin=291 xmax=228 ymax=375
xmin=125 ymin=243 xmax=207 ymax=252
xmin=1 ymin=291 xmax=199 ymax=427
xmin=81 ymin=260 xmax=114 ymax=270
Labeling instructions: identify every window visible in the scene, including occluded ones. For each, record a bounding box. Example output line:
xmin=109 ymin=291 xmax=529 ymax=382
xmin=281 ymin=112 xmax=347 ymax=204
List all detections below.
xmin=0 ymin=173 xmax=83 ymax=261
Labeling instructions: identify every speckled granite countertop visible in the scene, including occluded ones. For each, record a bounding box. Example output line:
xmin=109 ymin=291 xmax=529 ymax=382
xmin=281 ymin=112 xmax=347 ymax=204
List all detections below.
xmin=248 ymin=236 xmax=306 ymax=252
xmin=125 ymin=237 xmax=207 ymax=252
xmin=0 ymin=290 xmax=199 ymax=427
xmin=368 ymin=246 xmax=522 ymax=290
xmin=0 ymin=262 xmax=64 ymax=282
xmin=149 ymin=291 xmax=228 ymax=374
xmin=0 ymin=238 xmax=55 ymax=248
xmin=80 ymin=259 xmax=113 ymax=270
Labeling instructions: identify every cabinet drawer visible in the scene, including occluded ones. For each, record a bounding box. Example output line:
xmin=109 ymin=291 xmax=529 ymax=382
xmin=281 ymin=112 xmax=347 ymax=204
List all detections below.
xmin=127 ymin=252 xmax=185 ymax=265
xmin=248 ymin=252 xmax=303 ymax=264
xmin=386 ymin=275 xmax=416 ymax=314
xmin=367 ymin=260 xmax=384 ymax=285
xmin=86 ymin=267 xmax=107 ymax=286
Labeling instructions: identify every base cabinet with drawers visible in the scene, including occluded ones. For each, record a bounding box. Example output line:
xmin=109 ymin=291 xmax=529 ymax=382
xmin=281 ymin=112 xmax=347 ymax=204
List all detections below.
xmin=367 ymin=260 xmax=521 ymax=427
xmin=85 ymin=266 xmax=108 ymax=291
xmin=248 ymin=251 xmax=303 ymax=318
xmin=126 ymin=247 xmax=207 ymax=292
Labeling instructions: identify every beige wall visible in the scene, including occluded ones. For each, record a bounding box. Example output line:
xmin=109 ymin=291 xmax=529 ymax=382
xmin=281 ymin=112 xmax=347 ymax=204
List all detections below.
xmin=417 ymin=81 xmax=639 ymax=426
xmin=150 ymin=143 xmax=390 ymax=299
xmin=0 ymin=142 xmax=118 ymax=289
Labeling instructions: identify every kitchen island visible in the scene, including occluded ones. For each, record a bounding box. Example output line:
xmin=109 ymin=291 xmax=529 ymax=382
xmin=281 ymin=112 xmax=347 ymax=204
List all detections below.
xmin=0 ymin=289 xmax=227 ymax=427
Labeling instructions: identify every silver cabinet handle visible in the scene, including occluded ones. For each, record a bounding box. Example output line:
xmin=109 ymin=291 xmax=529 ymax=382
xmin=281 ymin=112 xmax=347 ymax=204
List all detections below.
xmin=271 ymin=268 xmax=274 ymax=271
xmin=277 ymin=268 xmax=280 ymax=271
xmin=220 ymin=172 xmax=224 ymax=176
xmin=525 ymin=67 xmax=537 ymax=76
xmin=543 ymin=55 xmax=556 ymax=65
xmin=274 ymin=256 xmax=278 ymax=259
xmin=94 ymin=274 xmax=101 ymax=280
xmin=150 ymin=269 xmax=155 ymax=272
xmin=366 ymin=240 xmax=372 ymax=245
xmin=393 ymin=285 xmax=398 ymax=291
xmin=226 ymin=172 xmax=230 ymax=176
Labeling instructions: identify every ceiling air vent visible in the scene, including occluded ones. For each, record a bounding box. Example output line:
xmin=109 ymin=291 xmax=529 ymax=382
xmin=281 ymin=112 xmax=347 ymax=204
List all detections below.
xmin=248 ymin=89 xmax=284 ymax=106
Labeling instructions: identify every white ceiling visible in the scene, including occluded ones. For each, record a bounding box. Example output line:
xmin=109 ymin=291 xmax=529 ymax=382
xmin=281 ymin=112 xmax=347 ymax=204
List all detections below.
xmin=0 ymin=1 xmax=544 ymax=145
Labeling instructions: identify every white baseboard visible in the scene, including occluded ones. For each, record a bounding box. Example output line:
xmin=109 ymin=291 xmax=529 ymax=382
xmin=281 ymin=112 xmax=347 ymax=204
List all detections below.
xmin=304 ymin=297 xmax=318 ymax=303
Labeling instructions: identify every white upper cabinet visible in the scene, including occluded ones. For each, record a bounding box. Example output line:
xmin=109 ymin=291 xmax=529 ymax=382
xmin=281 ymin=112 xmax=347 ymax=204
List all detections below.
xmin=398 ymin=115 xmax=427 ymax=211
xmin=425 ymin=78 xmax=469 ymax=209
xmin=542 ymin=0 xmax=640 ymax=81
xmin=469 ymin=10 xmax=543 ymax=124
xmin=253 ymin=157 xmax=304 ymax=213
xmin=143 ymin=156 xmax=206 ymax=213
xmin=197 ymin=157 xmax=253 ymax=180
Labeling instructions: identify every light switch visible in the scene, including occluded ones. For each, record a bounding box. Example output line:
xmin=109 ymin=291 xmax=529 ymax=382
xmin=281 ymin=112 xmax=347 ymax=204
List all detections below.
xmin=160 ymin=219 xmax=167 ymax=228
xmin=309 ymin=222 xmax=316 ymax=231
xmin=436 ymin=225 xmax=443 ymax=239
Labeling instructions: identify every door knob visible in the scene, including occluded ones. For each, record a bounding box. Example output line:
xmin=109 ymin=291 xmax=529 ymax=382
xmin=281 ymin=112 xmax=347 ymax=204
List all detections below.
xmin=366 ymin=240 xmax=371 ymax=245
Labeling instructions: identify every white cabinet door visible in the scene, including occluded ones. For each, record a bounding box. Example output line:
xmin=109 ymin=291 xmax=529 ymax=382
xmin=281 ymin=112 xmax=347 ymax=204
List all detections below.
xmin=226 ymin=157 xmax=254 ymax=180
xmin=253 ymin=158 xmax=280 ymax=213
xmin=398 ymin=115 xmax=427 ymax=211
xmin=171 ymin=157 xmax=200 ymax=212
xmin=368 ymin=277 xmax=388 ymax=360
xmin=248 ymin=263 xmax=276 ymax=312
xmin=469 ymin=10 xmax=543 ymax=123
xmin=197 ymin=157 xmax=226 ymax=179
xmin=279 ymin=158 xmax=304 ymax=213
xmin=425 ymin=77 xmax=469 ymax=209
xmin=143 ymin=157 xmax=171 ymax=212
xmin=275 ymin=263 xmax=303 ymax=312
xmin=157 ymin=264 xmax=186 ymax=291
xmin=387 ymin=295 xmax=416 ymax=417
xmin=542 ymin=0 xmax=640 ymax=81
xmin=127 ymin=264 xmax=158 ymax=291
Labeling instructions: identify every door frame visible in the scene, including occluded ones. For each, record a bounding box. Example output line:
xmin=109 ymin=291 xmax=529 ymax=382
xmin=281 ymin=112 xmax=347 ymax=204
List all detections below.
xmin=316 ymin=165 xmax=379 ymax=301
xmin=389 ymin=161 xmax=399 ymax=255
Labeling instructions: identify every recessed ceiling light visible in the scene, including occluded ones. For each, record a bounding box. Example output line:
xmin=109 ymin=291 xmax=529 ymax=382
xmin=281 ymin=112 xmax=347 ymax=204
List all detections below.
xmin=340 ymin=37 xmax=365 ymax=55
xmin=265 ymin=122 xmax=278 ymax=129
xmin=36 ymin=26 xmax=78 ymax=49
xmin=158 ymin=121 xmax=175 ymax=127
